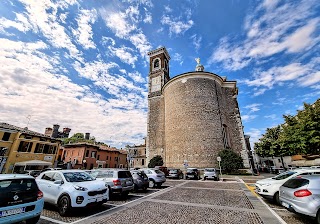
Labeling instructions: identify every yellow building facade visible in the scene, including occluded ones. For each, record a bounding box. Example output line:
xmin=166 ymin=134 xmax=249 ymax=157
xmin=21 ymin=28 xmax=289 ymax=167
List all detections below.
xmin=0 ymin=123 xmax=61 ymax=174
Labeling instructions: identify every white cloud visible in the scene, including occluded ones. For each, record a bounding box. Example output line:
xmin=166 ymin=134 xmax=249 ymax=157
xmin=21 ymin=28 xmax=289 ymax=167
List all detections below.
xmin=241 ymin=114 xmax=258 ymax=122
xmin=161 ymin=15 xmax=194 ymax=36
xmin=0 ymin=13 xmax=32 ymax=33
xmin=143 ymin=11 xmax=152 ymax=24
xmin=190 ymin=34 xmax=202 ymax=52
xmin=264 ymin=114 xmax=277 ymax=120
xmin=164 ymin=5 xmax=172 ymax=13
xmin=100 ymin=7 xmax=152 ymax=59
xmin=127 ymin=71 xmax=146 ymax=83
xmin=172 ymin=53 xmax=183 ymax=65
xmin=245 ymin=128 xmax=264 ymax=149
xmin=108 ymin=45 xmax=137 ymax=67
xmin=244 ymin=103 xmax=262 ymax=113
xmin=102 ymin=36 xmax=116 ymax=46
xmin=243 ymin=59 xmax=320 ymax=91
xmin=209 ymin=1 xmax=319 ymax=71
xmin=72 ymin=9 xmax=97 ymax=49
xmin=17 ymin=0 xmax=82 ymax=60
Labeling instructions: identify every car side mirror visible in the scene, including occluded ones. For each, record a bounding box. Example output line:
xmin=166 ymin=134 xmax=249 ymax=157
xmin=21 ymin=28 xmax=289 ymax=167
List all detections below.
xmin=54 ymin=180 xmax=64 ymax=185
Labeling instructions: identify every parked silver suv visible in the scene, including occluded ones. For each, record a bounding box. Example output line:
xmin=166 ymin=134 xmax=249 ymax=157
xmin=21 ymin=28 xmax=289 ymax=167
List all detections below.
xmin=204 ymin=168 xmax=219 ymax=181
xmin=88 ymin=169 xmax=134 ymax=198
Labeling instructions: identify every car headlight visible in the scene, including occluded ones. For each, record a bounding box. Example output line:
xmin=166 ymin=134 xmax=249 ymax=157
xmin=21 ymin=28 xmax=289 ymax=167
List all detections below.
xmin=73 ymin=185 xmax=88 ymax=191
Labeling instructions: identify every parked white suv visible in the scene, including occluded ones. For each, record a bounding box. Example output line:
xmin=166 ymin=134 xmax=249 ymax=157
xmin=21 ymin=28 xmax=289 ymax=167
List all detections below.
xmin=255 ymin=168 xmax=320 ymax=204
xmin=141 ymin=168 xmax=166 ymax=188
xmin=36 ymin=170 xmax=109 ymax=216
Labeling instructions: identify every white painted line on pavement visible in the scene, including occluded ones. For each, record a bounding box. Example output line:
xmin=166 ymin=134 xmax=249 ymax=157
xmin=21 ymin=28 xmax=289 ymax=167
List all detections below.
xmin=257 ymin=197 xmax=287 ymax=224
xmin=238 ymin=178 xmax=287 ymax=224
xmin=70 ymin=187 xmax=172 ymax=224
xmin=41 ymin=215 xmax=68 ymax=224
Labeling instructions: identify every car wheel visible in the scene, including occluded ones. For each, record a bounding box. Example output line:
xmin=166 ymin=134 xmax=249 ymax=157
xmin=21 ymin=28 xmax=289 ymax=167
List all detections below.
xmin=108 ymin=186 xmax=113 ymax=199
xmin=156 ymin=183 xmax=162 ymax=188
xmin=58 ymin=195 xmax=71 ymax=216
xmin=133 ymin=184 xmax=138 ymax=192
xmin=204 ymin=177 xmax=207 ymax=180
xmin=316 ymin=209 xmax=320 ymax=224
xmin=149 ymin=180 xmax=155 ymax=188
xmin=273 ymin=192 xmax=280 ymax=205
xmin=26 ymin=215 xmax=40 ymax=224
xmin=121 ymin=191 xmax=129 ymax=198
xmin=214 ymin=177 xmax=218 ymax=181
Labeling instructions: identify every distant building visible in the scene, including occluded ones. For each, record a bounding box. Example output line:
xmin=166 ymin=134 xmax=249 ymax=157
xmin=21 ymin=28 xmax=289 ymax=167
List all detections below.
xmin=126 ymin=140 xmax=147 ymax=169
xmin=62 ymin=143 xmax=127 ymax=169
xmin=147 ymin=47 xmax=250 ymax=169
xmin=0 ymin=122 xmax=61 ymax=173
xmin=45 ymin=124 xmax=71 ymax=138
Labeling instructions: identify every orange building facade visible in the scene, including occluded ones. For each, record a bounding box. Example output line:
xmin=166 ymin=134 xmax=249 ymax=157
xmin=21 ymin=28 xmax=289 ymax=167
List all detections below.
xmin=62 ymin=143 xmax=128 ymax=169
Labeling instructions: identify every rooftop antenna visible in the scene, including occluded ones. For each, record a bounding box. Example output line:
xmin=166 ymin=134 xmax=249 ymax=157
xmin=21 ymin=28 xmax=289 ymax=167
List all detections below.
xmin=26 ymin=115 xmax=32 ymax=128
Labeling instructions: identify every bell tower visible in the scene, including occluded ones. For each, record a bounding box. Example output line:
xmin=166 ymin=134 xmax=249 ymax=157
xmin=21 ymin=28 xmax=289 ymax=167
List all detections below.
xmin=146 ymin=47 xmax=170 ymax=165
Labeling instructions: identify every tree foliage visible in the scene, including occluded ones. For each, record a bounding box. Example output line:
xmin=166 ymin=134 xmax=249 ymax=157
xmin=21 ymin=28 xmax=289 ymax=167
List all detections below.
xmin=148 ymin=155 xmax=164 ymax=168
xmin=61 ymin=133 xmax=96 ymax=145
xmin=218 ymin=149 xmax=244 ymax=173
xmin=255 ymin=99 xmax=320 ymax=157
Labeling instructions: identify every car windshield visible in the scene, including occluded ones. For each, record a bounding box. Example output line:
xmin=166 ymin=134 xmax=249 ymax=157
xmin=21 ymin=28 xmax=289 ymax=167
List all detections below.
xmin=272 ymin=171 xmax=297 ymax=180
xmin=63 ymin=172 xmax=95 ymax=182
xmin=205 ymin=169 xmax=215 ymax=172
xmin=154 ymin=170 xmax=163 ymax=174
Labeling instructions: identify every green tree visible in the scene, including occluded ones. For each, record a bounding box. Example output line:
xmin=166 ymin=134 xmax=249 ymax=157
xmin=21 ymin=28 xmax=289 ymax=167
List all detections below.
xmin=218 ymin=149 xmax=244 ymax=173
xmin=61 ymin=133 xmax=96 ymax=145
xmin=280 ymin=100 xmax=320 ymax=155
xmin=148 ymin=155 xmax=164 ymax=168
xmin=254 ymin=125 xmax=289 ymax=168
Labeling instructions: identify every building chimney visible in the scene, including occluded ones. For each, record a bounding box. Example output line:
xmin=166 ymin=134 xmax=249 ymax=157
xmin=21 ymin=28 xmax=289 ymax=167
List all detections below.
xmin=52 ymin=124 xmax=60 ymax=138
xmin=85 ymin=133 xmax=90 ymax=140
xmin=63 ymin=127 xmax=71 ymax=138
xmin=45 ymin=127 xmax=53 ymax=136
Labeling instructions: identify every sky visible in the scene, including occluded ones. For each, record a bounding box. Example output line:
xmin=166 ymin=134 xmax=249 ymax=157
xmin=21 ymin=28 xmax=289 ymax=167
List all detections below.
xmin=0 ymin=0 xmax=319 ymax=150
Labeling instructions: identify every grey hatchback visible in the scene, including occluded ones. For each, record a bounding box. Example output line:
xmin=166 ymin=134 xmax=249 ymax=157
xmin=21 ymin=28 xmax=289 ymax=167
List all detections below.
xmin=279 ymin=175 xmax=320 ymax=224
xmin=88 ymin=169 xmax=134 ymax=198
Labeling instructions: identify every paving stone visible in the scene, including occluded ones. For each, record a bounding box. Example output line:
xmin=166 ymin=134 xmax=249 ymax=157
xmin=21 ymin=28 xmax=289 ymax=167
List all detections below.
xmin=92 ymin=201 xmax=263 ymax=224
xmin=153 ymin=188 xmax=254 ymax=209
xmin=183 ymin=181 xmax=242 ymax=190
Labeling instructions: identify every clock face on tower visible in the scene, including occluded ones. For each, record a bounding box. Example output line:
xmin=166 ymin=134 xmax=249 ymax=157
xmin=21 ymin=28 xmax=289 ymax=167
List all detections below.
xmin=151 ymin=76 xmax=161 ymax=92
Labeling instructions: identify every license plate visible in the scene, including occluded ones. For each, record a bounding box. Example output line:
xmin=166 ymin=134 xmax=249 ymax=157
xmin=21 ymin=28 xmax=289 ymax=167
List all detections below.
xmin=126 ymin=181 xmax=132 ymax=185
xmin=0 ymin=207 xmax=25 ymax=217
xmin=282 ymin=202 xmax=290 ymax=208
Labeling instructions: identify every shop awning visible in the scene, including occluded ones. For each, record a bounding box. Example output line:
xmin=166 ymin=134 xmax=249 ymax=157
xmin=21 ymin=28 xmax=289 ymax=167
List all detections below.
xmin=14 ymin=160 xmax=52 ymax=166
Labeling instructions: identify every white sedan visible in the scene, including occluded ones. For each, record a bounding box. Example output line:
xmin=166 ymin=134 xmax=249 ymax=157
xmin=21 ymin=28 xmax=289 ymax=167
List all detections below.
xmin=36 ymin=170 xmax=109 ymax=216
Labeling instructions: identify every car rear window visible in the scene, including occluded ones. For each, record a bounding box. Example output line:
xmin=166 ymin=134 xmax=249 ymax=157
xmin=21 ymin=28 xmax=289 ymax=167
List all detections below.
xmin=272 ymin=171 xmax=296 ymax=180
xmin=0 ymin=178 xmax=38 ymax=192
xmin=93 ymin=170 xmax=113 ymax=178
xmin=154 ymin=170 xmax=163 ymax=174
xmin=205 ymin=169 xmax=215 ymax=172
xmin=282 ymin=178 xmax=309 ymax=188
xmin=118 ymin=171 xmax=132 ymax=178
xmin=170 ymin=170 xmax=178 ymax=173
